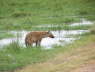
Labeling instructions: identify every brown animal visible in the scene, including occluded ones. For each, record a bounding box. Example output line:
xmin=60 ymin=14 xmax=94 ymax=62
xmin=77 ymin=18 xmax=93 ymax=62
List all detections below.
xmin=25 ymin=31 xmax=54 ymax=47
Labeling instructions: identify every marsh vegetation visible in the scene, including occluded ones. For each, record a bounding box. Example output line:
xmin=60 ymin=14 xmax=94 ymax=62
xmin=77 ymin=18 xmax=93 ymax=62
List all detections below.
xmin=0 ymin=0 xmax=95 ymax=72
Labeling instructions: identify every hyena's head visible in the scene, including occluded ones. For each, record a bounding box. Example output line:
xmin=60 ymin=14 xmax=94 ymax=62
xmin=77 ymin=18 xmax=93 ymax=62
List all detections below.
xmin=43 ymin=31 xmax=54 ymax=38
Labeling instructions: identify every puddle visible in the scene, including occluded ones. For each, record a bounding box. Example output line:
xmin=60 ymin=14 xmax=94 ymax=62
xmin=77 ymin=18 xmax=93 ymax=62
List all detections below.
xmin=70 ymin=18 xmax=93 ymax=26
xmin=0 ymin=19 xmax=93 ymax=49
xmin=32 ymin=18 xmax=93 ymax=28
xmin=34 ymin=24 xmax=60 ymax=28
xmin=0 ymin=30 xmax=89 ymax=49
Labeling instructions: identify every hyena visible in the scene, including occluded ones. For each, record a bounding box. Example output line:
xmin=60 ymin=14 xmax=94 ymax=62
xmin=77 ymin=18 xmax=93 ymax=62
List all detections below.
xmin=25 ymin=31 xmax=54 ymax=47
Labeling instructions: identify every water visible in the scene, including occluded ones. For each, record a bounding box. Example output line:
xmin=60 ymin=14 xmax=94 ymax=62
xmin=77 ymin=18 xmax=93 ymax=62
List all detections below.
xmin=0 ymin=19 xmax=93 ymax=49
xmin=32 ymin=18 xmax=93 ymax=28
xmin=70 ymin=18 xmax=93 ymax=26
xmin=0 ymin=30 xmax=89 ymax=49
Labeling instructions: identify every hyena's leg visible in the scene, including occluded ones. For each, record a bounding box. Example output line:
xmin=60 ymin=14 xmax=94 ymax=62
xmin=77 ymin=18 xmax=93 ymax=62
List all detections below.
xmin=26 ymin=43 xmax=31 ymax=47
xmin=35 ymin=40 xmax=41 ymax=47
xmin=38 ymin=40 xmax=41 ymax=47
xmin=25 ymin=42 xmax=28 ymax=47
xmin=36 ymin=41 xmax=38 ymax=47
xmin=25 ymin=38 xmax=28 ymax=47
xmin=26 ymin=41 xmax=33 ymax=47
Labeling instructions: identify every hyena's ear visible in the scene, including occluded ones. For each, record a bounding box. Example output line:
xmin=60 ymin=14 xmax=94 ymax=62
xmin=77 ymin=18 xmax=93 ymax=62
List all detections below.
xmin=48 ymin=31 xmax=50 ymax=33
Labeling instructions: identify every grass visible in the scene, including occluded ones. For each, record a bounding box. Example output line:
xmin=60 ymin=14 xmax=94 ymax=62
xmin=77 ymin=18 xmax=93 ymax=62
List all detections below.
xmin=90 ymin=24 xmax=95 ymax=34
xmin=0 ymin=32 xmax=14 ymax=39
xmin=0 ymin=33 xmax=95 ymax=72
xmin=0 ymin=0 xmax=95 ymax=30
xmin=0 ymin=0 xmax=95 ymax=71
xmin=14 ymin=24 xmax=92 ymax=31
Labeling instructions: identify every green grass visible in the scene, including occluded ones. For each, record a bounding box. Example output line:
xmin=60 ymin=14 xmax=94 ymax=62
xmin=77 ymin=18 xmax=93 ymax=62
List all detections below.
xmin=0 ymin=33 xmax=95 ymax=72
xmin=0 ymin=32 xmax=14 ymax=39
xmin=90 ymin=24 xmax=95 ymax=34
xmin=0 ymin=0 xmax=95 ymax=30
xmin=11 ymin=24 xmax=91 ymax=31
xmin=0 ymin=0 xmax=95 ymax=71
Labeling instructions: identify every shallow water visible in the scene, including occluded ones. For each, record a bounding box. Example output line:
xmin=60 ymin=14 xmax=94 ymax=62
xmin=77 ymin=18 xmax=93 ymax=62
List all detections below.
xmin=0 ymin=30 xmax=89 ymax=49
xmin=0 ymin=19 xmax=93 ymax=49
xmin=33 ymin=18 xmax=93 ymax=28
xmin=70 ymin=18 xmax=93 ymax=26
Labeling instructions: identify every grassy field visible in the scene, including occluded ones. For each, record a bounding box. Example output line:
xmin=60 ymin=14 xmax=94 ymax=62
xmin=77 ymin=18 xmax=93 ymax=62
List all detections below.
xmin=0 ymin=32 xmax=95 ymax=72
xmin=0 ymin=32 xmax=14 ymax=39
xmin=0 ymin=0 xmax=95 ymax=30
xmin=0 ymin=0 xmax=95 ymax=72
xmin=15 ymin=34 xmax=95 ymax=72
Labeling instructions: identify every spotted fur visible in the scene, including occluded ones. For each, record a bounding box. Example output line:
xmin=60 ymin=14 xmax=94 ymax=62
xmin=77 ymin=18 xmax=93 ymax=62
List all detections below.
xmin=25 ymin=31 xmax=54 ymax=47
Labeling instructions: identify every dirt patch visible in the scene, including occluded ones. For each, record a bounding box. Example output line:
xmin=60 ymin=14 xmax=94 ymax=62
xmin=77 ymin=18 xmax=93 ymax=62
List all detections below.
xmin=72 ymin=60 xmax=95 ymax=72
xmin=15 ymin=42 xmax=95 ymax=72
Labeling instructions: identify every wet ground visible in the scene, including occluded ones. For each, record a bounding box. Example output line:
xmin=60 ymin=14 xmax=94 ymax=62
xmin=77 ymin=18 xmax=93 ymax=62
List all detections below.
xmin=33 ymin=18 xmax=93 ymax=28
xmin=0 ymin=30 xmax=90 ymax=49
xmin=0 ymin=19 xmax=93 ymax=49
